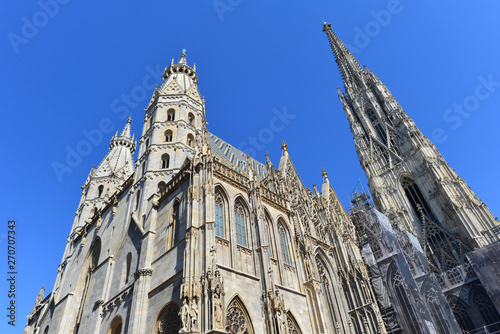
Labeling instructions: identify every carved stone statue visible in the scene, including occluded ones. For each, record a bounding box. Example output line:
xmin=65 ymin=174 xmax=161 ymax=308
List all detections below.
xmin=179 ymin=299 xmax=190 ymax=331
xmin=190 ymin=299 xmax=199 ymax=331
xmin=214 ymin=286 xmax=223 ymax=329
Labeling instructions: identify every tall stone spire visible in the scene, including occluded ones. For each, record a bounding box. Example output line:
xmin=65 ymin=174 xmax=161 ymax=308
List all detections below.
xmin=323 ymin=22 xmax=366 ymax=91
xmin=324 ymin=22 xmax=499 ymax=272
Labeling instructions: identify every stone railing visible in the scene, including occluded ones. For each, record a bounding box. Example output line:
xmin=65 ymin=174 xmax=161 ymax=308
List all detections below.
xmin=213 ymin=161 xmax=249 ymax=190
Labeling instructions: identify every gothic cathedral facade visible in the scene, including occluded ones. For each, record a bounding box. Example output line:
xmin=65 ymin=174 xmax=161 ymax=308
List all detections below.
xmin=24 ymin=23 xmax=500 ymax=334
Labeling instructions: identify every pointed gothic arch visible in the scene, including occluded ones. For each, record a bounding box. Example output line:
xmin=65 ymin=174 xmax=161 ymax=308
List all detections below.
xmin=215 ymin=187 xmax=227 ymax=238
xmin=400 ymin=175 xmax=437 ymax=223
xmin=187 ymin=133 xmax=194 ymax=147
xmin=263 ymin=210 xmax=275 ymax=258
xmin=386 ymin=263 xmax=421 ymax=334
xmin=449 ymin=297 xmax=474 ymax=331
xmin=74 ymin=239 xmax=101 ymax=334
xmin=166 ymin=200 xmax=181 ymax=249
xmin=233 ymin=198 xmax=250 ymax=247
xmin=286 ymin=311 xmax=302 ymax=334
xmin=315 ymin=254 xmax=340 ymax=330
xmin=225 ymin=296 xmax=254 ymax=334
xmin=161 ymin=154 xmax=170 ymax=169
xmin=107 ymin=315 xmax=123 ymax=334
xmin=471 ymin=287 xmax=500 ymax=331
xmin=154 ymin=302 xmax=182 ymax=334
xmin=277 ymin=219 xmax=292 ymax=265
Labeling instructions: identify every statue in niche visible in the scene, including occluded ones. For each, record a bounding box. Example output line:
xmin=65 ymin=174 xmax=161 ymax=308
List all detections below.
xmin=214 ymin=285 xmax=223 ymax=329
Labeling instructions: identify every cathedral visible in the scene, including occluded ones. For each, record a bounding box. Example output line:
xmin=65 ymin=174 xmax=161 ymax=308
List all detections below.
xmin=24 ymin=23 xmax=500 ymax=334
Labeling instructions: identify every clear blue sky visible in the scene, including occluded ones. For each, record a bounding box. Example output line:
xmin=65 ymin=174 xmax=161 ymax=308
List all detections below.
xmin=1 ymin=1 xmax=499 ymax=332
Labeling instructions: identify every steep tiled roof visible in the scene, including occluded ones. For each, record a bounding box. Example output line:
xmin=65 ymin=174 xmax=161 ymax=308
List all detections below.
xmin=208 ymin=133 xmax=268 ymax=180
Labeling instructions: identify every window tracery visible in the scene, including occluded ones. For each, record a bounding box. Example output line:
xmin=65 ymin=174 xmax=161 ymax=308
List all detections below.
xmin=278 ymin=222 xmax=291 ymax=265
xmin=215 ymin=191 xmax=225 ymax=238
xmin=225 ymin=297 xmax=254 ymax=334
xmin=234 ymin=201 xmax=247 ymax=247
xmin=286 ymin=311 xmax=302 ymax=334
xmin=156 ymin=303 xmax=182 ymax=334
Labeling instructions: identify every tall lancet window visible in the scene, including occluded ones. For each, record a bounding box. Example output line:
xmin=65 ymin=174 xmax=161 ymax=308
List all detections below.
xmin=234 ymin=201 xmax=247 ymax=247
xmin=366 ymin=109 xmax=388 ymax=145
xmin=278 ymin=221 xmax=291 ymax=265
xmin=265 ymin=216 xmax=273 ymax=258
xmin=74 ymin=240 xmax=101 ymax=334
xmin=215 ymin=191 xmax=224 ymax=238
xmin=316 ymin=257 xmax=338 ymax=328
xmin=401 ymin=176 xmax=437 ymax=223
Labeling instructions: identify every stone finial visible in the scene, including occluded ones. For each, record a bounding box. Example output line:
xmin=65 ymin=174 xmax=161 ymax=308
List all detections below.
xmin=281 ymin=140 xmax=288 ymax=153
xmin=322 ymin=168 xmax=328 ymax=180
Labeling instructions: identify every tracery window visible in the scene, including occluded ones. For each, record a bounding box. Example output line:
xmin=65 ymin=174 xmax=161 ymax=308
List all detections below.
xmin=286 ymin=312 xmax=302 ymax=334
xmin=215 ymin=191 xmax=225 ymax=238
xmin=391 ymin=268 xmax=420 ymax=334
xmin=167 ymin=109 xmax=175 ymax=121
xmin=234 ymin=201 xmax=248 ymax=247
xmin=278 ymin=221 xmax=291 ymax=265
xmin=366 ymin=109 xmax=387 ymax=145
xmin=155 ymin=303 xmax=182 ymax=334
xmin=473 ymin=288 xmax=500 ymax=331
xmin=161 ymin=154 xmax=170 ymax=169
xmin=164 ymin=130 xmax=173 ymax=142
xmin=426 ymin=288 xmax=450 ymax=333
xmin=226 ymin=297 xmax=254 ymax=334
xmin=401 ymin=176 xmax=437 ymax=223
xmin=316 ymin=257 xmax=338 ymax=328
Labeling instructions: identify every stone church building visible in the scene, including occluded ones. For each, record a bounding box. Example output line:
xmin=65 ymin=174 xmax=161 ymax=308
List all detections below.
xmin=24 ymin=23 xmax=500 ymax=334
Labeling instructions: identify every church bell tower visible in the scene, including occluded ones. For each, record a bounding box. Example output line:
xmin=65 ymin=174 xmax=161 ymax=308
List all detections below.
xmin=323 ymin=22 xmax=499 ymax=272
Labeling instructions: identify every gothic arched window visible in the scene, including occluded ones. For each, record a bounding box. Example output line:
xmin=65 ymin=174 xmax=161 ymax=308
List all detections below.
xmin=278 ymin=221 xmax=291 ymax=265
xmin=164 ymin=130 xmax=173 ymax=142
xmin=135 ymin=190 xmax=141 ymax=211
xmin=366 ymin=109 xmax=387 ymax=145
xmin=316 ymin=256 xmax=339 ymax=329
xmin=187 ymin=134 xmax=194 ymax=147
xmin=155 ymin=303 xmax=182 ymax=334
xmin=473 ymin=288 xmax=500 ymax=330
xmin=226 ymin=297 xmax=255 ymax=334
xmin=74 ymin=240 xmax=101 ymax=334
xmin=149 ymin=117 xmax=154 ymax=129
xmin=146 ymin=138 xmax=150 ymax=148
xmin=167 ymin=109 xmax=175 ymax=122
xmin=215 ymin=191 xmax=225 ymax=238
xmin=188 ymin=113 xmax=195 ymax=125
xmin=234 ymin=201 xmax=248 ymax=247
xmin=265 ymin=216 xmax=274 ymax=258
xmin=167 ymin=201 xmax=180 ymax=249
xmin=43 ymin=326 xmax=49 ymax=334
xmin=401 ymin=176 xmax=437 ymax=223
xmin=287 ymin=312 xmax=303 ymax=334
xmin=108 ymin=316 xmax=123 ymax=334
xmin=161 ymin=154 xmax=170 ymax=169
xmin=450 ymin=299 xmax=474 ymax=331
xmin=98 ymin=185 xmax=104 ymax=197
xmin=390 ymin=268 xmax=420 ymax=334
xmin=125 ymin=253 xmax=132 ymax=284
